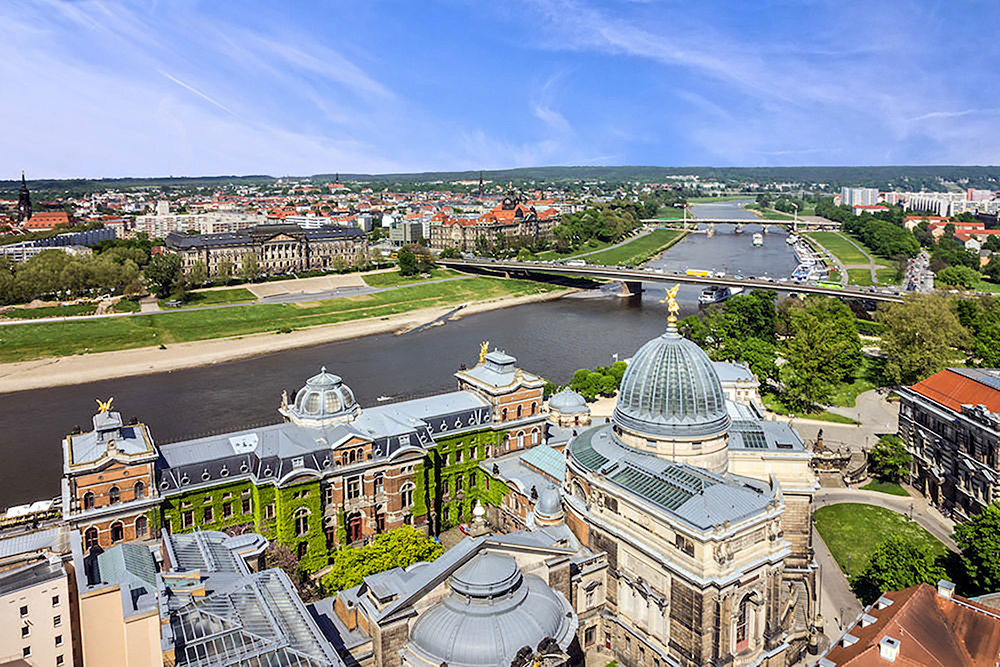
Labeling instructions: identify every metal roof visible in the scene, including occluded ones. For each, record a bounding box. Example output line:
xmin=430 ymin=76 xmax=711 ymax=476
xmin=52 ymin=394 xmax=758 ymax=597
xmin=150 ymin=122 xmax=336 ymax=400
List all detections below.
xmin=519 ymin=444 xmax=566 ymax=481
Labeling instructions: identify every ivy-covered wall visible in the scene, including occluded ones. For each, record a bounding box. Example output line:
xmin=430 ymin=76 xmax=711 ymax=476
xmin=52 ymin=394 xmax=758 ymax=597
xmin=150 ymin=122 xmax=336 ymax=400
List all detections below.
xmin=160 ymin=480 xmax=256 ymax=536
xmin=413 ymin=428 xmax=506 ymax=533
xmin=274 ymin=480 xmax=327 ymax=572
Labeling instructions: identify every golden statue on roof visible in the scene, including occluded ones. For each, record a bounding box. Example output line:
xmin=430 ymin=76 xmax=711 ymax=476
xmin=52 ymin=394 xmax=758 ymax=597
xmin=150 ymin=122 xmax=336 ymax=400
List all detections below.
xmin=96 ymin=397 xmax=115 ymax=413
xmin=479 ymin=340 xmax=490 ymax=364
xmin=660 ymin=285 xmax=680 ymax=325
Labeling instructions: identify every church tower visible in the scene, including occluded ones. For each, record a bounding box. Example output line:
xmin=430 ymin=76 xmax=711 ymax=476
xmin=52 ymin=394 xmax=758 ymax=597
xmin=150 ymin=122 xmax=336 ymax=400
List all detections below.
xmin=16 ymin=172 xmax=32 ymax=223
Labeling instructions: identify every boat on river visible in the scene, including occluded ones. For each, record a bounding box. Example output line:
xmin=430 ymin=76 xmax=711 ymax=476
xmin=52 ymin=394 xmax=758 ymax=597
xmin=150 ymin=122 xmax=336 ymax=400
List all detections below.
xmin=699 ymin=285 xmax=744 ymax=306
xmin=752 ymin=233 xmax=764 ymax=247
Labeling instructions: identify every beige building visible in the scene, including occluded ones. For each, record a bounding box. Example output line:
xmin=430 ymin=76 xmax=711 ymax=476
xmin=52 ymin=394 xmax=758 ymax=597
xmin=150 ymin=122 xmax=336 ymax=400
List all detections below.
xmin=0 ymin=557 xmax=76 ymax=667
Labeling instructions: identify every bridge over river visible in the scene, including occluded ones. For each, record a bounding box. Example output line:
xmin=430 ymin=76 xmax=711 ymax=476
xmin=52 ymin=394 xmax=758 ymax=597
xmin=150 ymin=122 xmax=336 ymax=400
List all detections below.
xmin=439 ymin=258 xmax=905 ymax=303
xmin=642 ymin=217 xmax=841 ymax=231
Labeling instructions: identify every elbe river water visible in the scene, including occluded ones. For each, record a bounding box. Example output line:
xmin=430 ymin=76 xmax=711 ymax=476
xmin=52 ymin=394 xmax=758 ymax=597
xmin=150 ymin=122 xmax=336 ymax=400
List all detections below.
xmin=0 ymin=201 xmax=799 ymax=507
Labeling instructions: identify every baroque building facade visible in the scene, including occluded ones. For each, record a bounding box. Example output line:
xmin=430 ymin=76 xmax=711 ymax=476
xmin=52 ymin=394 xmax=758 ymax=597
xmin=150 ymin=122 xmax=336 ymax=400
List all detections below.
xmin=164 ymin=222 xmax=368 ymax=277
xmin=428 ymin=192 xmax=559 ymax=252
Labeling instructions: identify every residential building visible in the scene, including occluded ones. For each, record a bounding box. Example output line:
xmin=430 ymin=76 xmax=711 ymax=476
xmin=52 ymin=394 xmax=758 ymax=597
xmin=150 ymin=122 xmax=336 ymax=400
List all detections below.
xmin=428 ymin=192 xmax=559 ymax=252
xmin=0 ymin=557 xmax=76 ymax=667
xmin=840 ymin=188 xmax=879 ymax=207
xmin=898 ymin=367 xmax=1000 ymax=521
xmin=164 ymin=223 xmax=368 ymax=277
xmin=134 ymin=210 xmax=264 ymax=237
xmin=816 ymin=580 xmax=1000 ymax=666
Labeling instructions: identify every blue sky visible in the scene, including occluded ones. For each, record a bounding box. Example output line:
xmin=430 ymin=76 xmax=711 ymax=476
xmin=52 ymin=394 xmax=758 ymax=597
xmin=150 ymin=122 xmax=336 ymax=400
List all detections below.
xmin=3 ymin=0 xmax=999 ymax=178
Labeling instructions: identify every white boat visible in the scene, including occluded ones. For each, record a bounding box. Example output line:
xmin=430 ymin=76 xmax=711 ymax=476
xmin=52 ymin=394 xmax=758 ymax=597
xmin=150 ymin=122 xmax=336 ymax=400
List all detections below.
xmin=752 ymin=233 xmax=764 ymax=247
xmin=698 ymin=285 xmax=744 ymax=305
xmin=376 ymin=395 xmax=392 ymax=402
xmin=786 ymin=234 xmax=799 ymax=245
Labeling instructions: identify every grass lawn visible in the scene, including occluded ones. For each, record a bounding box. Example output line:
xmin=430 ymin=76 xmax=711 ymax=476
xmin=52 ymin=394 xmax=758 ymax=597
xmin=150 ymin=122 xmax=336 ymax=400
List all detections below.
xmin=805 ymin=232 xmax=870 ymax=265
xmin=860 ymin=480 xmax=910 ymax=496
xmin=875 ymin=267 xmax=900 ymax=285
xmin=584 ymin=229 xmax=687 ymax=266
xmin=827 ymin=358 xmax=878 ymax=408
xmin=761 ymin=391 xmax=861 ymax=424
xmin=745 ymin=204 xmax=795 ymax=221
xmin=111 ymin=298 xmax=142 ymax=313
xmin=361 ymin=268 xmax=461 ymax=288
xmin=847 ymin=269 xmax=874 ymax=286
xmin=164 ymin=288 xmax=258 ymax=309
xmin=656 ymin=206 xmax=687 ymax=219
xmin=1 ymin=303 xmax=98 ymax=319
xmin=0 ymin=277 xmax=560 ymax=363
xmin=814 ymin=504 xmax=950 ymax=581
xmin=976 ymin=280 xmax=1000 ymax=293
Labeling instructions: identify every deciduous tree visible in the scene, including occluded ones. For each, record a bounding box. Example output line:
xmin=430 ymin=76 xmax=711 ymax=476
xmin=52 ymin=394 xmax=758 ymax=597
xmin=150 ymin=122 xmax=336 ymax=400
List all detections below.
xmin=954 ymin=503 xmax=1000 ymax=595
xmin=877 ymin=295 xmax=968 ymax=385
xmin=868 ymin=435 xmax=911 ymax=483
xmin=852 ymin=536 xmax=945 ymax=605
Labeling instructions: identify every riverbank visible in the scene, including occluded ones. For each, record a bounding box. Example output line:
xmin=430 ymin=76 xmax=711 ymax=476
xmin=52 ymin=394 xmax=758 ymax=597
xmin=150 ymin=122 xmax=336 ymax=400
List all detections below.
xmin=0 ymin=286 xmax=576 ymax=392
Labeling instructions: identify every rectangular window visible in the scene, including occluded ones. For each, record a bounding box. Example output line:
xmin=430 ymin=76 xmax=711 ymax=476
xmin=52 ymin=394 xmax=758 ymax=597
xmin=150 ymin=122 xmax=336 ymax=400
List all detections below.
xmin=265 ymin=504 xmax=275 ymax=520
xmin=203 ymin=507 xmax=214 ymax=523
xmin=223 ymin=503 xmax=233 ymax=518
xmin=347 ymin=477 xmax=361 ymax=500
xmin=222 ymin=492 xmax=233 ymax=500
xmin=52 ymin=595 xmax=59 ymax=607
xmin=55 ymin=635 xmax=63 ymax=647
xmin=241 ymin=498 xmax=251 ymax=514
xmin=455 ymin=476 xmax=463 ymax=493
xmin=21 ymin=625 xmax=30 ymax=638
xmin=22 ymin=647 xmax=30 ymax=659
xmin=374 ymin=473 xmax=384 ymax=494
xmin=57 ymin=656 xmax=64 ymax=666
xmin=468 ymin=472 xmax=476 ymax=489
xmin=53 ymin=615 xmax=61 ymax=627
xmin=324 ymin=485 xmax=334 ymax=506
xmin=455 ymin=449 xmax=463 ymax=463
xmin=182 ymin=510 xmax=193 ymax=528
xmin=19 ymin=605 xmax=27 ymax=617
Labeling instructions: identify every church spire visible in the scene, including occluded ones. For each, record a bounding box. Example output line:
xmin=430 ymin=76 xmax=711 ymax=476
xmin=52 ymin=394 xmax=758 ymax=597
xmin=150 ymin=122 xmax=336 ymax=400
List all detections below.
xmin=16 ymin=171 xmax=32 ymax=224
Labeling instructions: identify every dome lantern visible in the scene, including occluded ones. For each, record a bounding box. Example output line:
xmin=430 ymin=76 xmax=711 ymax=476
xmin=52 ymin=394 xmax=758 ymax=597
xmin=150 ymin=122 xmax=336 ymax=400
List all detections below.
xmin=281 ymin=367 xmax=360 ymax=426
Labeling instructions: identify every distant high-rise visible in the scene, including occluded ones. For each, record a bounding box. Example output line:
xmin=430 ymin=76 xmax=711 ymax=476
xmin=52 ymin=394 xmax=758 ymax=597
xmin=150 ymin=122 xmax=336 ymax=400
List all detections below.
xmin=840 ymin=186 xmax=879 ymax=207
xmin=16 ymin=171 xmax=32 ymax=223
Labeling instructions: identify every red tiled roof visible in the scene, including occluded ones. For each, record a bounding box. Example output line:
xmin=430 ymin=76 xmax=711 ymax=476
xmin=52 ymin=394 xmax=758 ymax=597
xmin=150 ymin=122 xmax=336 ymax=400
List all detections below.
xmin=910 ymin=369 xmax=1000 ymax=413
xmin=23 ymin=211 xmax=70 ymax=230
xmin=822 ymin=583 xmax=1000 ymax=666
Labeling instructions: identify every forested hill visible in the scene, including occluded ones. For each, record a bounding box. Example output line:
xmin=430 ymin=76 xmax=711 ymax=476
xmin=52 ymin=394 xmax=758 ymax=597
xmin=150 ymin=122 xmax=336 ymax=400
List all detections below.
xmin=3 ymin=165 xmax=1000 ymax=192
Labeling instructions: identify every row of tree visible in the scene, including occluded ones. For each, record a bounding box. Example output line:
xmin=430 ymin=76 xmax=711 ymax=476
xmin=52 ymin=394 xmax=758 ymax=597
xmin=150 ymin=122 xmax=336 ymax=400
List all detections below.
xmin=0 ymin=247 xmax=146 ymax=305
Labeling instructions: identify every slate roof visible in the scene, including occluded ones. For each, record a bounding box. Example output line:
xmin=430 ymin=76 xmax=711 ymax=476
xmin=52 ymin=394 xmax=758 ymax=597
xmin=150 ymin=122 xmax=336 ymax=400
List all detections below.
xmin=65 ymin=411 xmax=155 ymax=468
xmin=0 ymin=559 xmax=64 ymax=597
xmin=567 ymin=425 xmax=774 ymax=530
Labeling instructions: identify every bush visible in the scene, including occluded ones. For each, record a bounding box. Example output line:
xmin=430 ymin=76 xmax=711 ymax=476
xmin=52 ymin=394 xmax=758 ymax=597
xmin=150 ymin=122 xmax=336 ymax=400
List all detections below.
xmin=321 ymin=526 xmax=444 ymax=593
xmin=868 ymin=435 xmax=911 ymax=483
xmin=936 ymin=265 xmax=981 ymax=289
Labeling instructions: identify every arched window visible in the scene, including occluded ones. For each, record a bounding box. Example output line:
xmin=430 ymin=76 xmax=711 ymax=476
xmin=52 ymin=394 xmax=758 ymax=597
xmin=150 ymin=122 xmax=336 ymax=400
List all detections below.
xmin=133 ymin=481 xmax=145 ymax=500
xmin=135 ymin=516 xmax=148 ymax=538
xmin=501 ymin=407 xmax=508 ymax=421
xmin=530 ymin=401 xmax=538 ymax=416
xmin=83 ymin=492 xmax=95 ymax=510
xmin=110 ymin=522 xmax=124 ymax=543
xmin=84 ymin=527 xmax=99 ymax=550
xmin=400 ymin=482 xmax=415 ymax=508
xmin=517 ymin=432 xmax=525 ymax=448
xmin=294 ymin=508 xmax=311 ymax=537
xmin=531 ymin=428 xmax=540 ymax=445
xmin=108 ymin=486 xmax=120 ymax=505
xmin=736 ymin=594 xmax=752 ymax=652
xmin=516 ymin=405 xmax=523 ymax=419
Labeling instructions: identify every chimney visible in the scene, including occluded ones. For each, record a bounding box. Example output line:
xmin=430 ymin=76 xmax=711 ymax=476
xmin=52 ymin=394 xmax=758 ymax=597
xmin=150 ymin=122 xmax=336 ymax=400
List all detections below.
xmin=937 ymin=579 xmax=956 ymax=599
xmin=879 ymin=636 xmax=900 ymax=662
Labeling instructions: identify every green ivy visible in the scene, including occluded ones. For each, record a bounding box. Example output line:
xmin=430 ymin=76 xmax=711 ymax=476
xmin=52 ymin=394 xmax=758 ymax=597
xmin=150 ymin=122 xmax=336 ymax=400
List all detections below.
xmin=274 ymin=480 xmax=327 ymax=572
xmin=160 ymin=480 xmax=256 ymax=536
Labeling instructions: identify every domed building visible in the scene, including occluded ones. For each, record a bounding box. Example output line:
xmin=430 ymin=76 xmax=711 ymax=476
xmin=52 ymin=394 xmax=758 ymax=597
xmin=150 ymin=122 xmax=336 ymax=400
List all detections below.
xmin=280 ymin=366 xmax=361 ymax=426
xmin=548 ymin=388 xmax=591 ymax=427
xmin=562 ymin=303 xmax=818 ymax=666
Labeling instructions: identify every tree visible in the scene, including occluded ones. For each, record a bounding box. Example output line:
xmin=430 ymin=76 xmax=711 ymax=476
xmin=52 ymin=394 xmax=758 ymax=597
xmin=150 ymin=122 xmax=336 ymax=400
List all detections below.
xmin=241 ymin=252 xmax=260 ymax=281
xmin=217 ymin=256 xmax=233 ymax=282
xmin=983 ymin=255 xmax=1000 ymax=284
xmin=397 ymin=249 xmax=418 ymax=276
xmin=954 ymin=503 xmax=1000 ymax=595
xmin=321 ymin=525 xmax=444 ymax=593
xmin=439 ymin=247 xmax=463 ymax=259
xmin=188 ymin=260 xmax=208 ymax=286
xmin=783 ymin=298 xmax=863 ymax=408
xmin=868 ymin=435 xmax=911 ymax=483
xmin=878 ymin=295 xmax=969 ymax=385
xmin=852 ymin=536 xmax=945 ymax=605
xmin=936 ymin=265 xmax=980 ymax=289
xmin=144 ymin=253 xmax=183 ymax=299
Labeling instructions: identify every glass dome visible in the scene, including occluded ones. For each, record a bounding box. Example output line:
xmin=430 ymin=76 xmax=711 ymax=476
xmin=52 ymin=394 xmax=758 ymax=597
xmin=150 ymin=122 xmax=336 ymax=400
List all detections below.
xmin=613 ymin=325 xmax=730 ymax=439
xmin=287 ymin=367 xmax=359 ymax=422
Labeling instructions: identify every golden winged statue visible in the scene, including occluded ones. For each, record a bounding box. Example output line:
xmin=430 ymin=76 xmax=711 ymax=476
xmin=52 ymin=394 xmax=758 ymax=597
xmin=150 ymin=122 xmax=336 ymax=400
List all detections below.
xmin=659 ymin=285 xmax=680 ymax=325
xmin=479 ymin=340 xmax=490 ymax=364
xmin=96 ymin=397 xmax=115 ymax=413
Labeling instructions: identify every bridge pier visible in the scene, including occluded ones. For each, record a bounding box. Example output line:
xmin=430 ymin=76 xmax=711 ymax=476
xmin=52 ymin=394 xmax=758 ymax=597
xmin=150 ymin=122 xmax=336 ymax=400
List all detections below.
xmin=619 ymin=280 xmax=643 ymax=297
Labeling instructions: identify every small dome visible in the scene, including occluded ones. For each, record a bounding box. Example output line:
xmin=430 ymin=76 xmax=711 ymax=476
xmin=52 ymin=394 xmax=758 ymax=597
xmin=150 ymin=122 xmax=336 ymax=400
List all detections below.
xmin=407 ymin=552 xmax=575 ymax=667
xmin=548 ymin=388 xmax=589 ymax=414
xmin=287 ymin=367 xmax=359 ymax=423
xmin=613 ymin=326 xmax=730 ymax=439
xmin=534 ymin=486 xmax=563 ymax=522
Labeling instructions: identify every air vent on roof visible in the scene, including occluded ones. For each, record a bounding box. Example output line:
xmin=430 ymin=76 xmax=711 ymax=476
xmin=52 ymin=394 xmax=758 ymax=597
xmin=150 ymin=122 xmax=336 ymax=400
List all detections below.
xmin=859 ymin=613 xmax=877 ymax=627
xmin=876 ymin=596 xmax=894 ymax=610
xmin=879 ymin=636 xmax=900 ymax=662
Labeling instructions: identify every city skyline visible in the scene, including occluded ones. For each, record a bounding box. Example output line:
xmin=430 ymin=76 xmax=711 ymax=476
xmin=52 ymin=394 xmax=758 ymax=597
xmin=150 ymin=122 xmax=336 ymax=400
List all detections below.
xmin=3 ymin=0 xmax=1000 ymax=179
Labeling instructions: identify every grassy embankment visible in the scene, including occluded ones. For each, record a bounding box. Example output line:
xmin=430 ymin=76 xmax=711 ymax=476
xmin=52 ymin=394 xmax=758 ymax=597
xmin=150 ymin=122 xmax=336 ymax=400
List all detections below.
xmin=361 ymin=268 xmax=462 ymax=288
xmin=761 ymin=356 xmax=877 ymax=424
xmin=0 ymin=276 xmax=560 ymax=363
xmin=1 ymin=303 xmax=98 ymax=319
xmin=160 ymin=287 xmax=258 ymax=309
xmin=814 ymin=504 xmax=953 ymax=582
xmin=804 ymin=231 xmax=899 ymax=287
xmin=744 ymin=204 xmax=795 ymax=221
xmin=583 ymin=228 xmax=688 ymax=266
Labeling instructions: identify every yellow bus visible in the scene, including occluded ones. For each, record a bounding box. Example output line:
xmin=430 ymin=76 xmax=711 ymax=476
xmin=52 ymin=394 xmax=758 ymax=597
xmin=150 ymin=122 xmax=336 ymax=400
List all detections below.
xmin=685 ymin=269 xmax=711 ymax=277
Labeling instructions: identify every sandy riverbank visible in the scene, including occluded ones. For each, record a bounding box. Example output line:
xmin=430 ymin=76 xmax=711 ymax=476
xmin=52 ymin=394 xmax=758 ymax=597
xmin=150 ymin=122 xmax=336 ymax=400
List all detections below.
xmin=0 ymin=288 xmax=577 ymax=393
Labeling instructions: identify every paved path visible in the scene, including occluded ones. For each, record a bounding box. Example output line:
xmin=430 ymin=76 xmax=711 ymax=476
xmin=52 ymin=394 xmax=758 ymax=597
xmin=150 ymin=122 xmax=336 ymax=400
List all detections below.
xmin=836 ymin=232 xmax=879 ymax=284
xmin=800 ymin=233 xmax=848 ymax=286
xmin=766 ymin=390 xmax=899 ymax=452
xmin=571 ymin=229 xmax=652 ymax=259
xmin=812 ymin=486 xmax=958 ymax=643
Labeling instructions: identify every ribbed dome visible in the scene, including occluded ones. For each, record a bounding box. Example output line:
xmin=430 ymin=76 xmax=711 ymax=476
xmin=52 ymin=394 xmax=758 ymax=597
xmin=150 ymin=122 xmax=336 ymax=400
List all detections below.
xmin=287 ymin=367 xmax=359 ymax=423
xmin=548 ymin=388 xmax=589 ymax=414
xmin=613 ymin=326 xmax=730 ymax=439
xmin=407 ymin=552 xmax=575 ymax=667
xmin=534 ymin=486 xmax=564 ymax=522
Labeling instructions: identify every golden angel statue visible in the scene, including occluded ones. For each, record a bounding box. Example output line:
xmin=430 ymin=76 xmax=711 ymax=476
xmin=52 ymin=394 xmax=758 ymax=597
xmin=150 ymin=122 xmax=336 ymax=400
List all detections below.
xmin=96 ymin=397 xmax=115 ymax=413
xmin=479 ymin=340 xmax=490 ymax=364
xmin=659 ymin=285 xmax=680 ymax=324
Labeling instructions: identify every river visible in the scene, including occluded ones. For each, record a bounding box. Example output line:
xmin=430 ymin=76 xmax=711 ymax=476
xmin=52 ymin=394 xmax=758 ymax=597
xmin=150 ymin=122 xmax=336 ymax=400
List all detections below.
xmin=0 ymin=200 xmax=799 ymax=507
